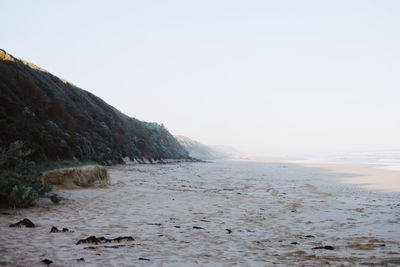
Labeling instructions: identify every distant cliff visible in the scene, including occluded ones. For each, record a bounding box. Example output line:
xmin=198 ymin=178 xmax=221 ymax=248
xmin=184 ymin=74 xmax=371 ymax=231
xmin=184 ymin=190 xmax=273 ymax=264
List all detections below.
xmin=175 ymin=135 xmax=235 ymax=160
xmin=0 ymin=49 xmax=189 ymax=164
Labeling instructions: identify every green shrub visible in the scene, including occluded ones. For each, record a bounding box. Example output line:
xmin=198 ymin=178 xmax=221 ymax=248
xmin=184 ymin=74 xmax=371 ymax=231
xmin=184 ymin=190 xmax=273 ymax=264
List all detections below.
xmin=0 ymin=141 xmax=51 ymax=208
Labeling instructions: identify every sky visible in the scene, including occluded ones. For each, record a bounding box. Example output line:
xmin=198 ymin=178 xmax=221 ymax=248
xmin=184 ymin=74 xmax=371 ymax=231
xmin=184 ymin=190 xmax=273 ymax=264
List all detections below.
xmin=2 ymin=0 xmax=400 ymax=156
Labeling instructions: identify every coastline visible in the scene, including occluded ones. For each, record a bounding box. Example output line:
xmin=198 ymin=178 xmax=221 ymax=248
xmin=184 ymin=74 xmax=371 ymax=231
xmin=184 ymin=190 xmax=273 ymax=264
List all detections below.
xmin=234 ymin=156 xmax=400 ymax=193
xmin=298 ymin=162 xmax=400 ymax=193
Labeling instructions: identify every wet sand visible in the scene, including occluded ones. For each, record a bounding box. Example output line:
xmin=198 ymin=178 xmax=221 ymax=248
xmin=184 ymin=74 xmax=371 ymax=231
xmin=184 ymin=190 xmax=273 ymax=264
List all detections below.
xmin=300 ymin=162 xmax=400 ymax=192
xmin=0 ymin=160 xmax=399 ymax=266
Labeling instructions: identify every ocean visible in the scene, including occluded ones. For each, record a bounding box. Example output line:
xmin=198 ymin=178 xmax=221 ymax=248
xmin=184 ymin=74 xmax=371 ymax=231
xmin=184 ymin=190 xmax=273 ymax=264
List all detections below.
xmin=298 ymin=150 xmax=400 ymax=172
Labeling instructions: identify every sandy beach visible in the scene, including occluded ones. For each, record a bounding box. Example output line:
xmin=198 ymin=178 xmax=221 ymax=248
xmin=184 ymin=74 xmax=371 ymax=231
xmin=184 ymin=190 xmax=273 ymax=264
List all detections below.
xmin=1 ymin=160 xmax=399 ymax=266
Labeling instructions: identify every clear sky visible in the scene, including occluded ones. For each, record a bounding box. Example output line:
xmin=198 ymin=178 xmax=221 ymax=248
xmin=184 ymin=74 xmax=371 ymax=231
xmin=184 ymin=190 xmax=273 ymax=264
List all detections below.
xmin=2 ymin=0 xmax=400 ymax=156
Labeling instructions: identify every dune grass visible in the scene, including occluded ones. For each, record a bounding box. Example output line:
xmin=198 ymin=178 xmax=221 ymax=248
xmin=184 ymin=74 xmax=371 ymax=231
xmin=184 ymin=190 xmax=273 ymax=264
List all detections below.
xmin=42 ymin=166 xmax=109 ymax=189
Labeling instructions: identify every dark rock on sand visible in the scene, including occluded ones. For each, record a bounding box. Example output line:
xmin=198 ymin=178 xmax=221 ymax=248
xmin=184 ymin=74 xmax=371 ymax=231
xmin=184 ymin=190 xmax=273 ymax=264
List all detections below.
xmin=193 ymin=226 xmax=204 ymax=229
xmin=113 ymin=236 xmax=135 ymax=242
xmin=9 ymin=218 xmax=35 ymax=228
xmin=291 ymin=242 xmax=299 ymax=245
xmin=50 ymin=226 xmax=69 ymax=233
xmin=84 ymin=246 xmax=97 ymax=250
xmin=41 ymin=259 xmax=53 ymax=265
xmin=76 ymin=235 xmax=134 ymax=245
xmin=312 ymin=245 xmax=335 ymax=250
xmin=138 ymin=257 xmax=151 ymax=261
xmin=226 ymin=229 xmax=232 ymax=234
xmin=305 ymin=235 xmax=315 ymax=238
xmin=174 ymin=226 xmax=181 ymax=228
xmin=77 ymin=236 xmax=102 ymax=245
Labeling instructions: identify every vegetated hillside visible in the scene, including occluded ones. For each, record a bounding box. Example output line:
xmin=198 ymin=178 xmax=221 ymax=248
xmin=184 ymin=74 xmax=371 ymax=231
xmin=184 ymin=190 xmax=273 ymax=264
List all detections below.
xmin=175 ymin=135 xmax=234 ymax=160
xmin=0 ymin=49 xmax=189 ymax=164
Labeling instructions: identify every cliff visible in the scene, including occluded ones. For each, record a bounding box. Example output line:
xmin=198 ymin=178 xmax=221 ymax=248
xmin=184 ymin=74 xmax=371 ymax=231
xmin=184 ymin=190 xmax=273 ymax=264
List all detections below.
xmin=0 ymin=49 xmax=189 ymax=164
xmin=175 ymin=135 xmax=233 ymax=160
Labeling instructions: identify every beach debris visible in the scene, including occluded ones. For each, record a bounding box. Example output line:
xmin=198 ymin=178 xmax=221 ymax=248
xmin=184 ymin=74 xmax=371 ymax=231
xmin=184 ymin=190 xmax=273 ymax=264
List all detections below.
xmin=9 ymin=218 xmax=35 ymax=228
xmin=84 ymin=244 xmax=132 ymax=250
xmin=104 ymin=245 xmax=128 ymax=249
xmin=192 ymin=226 xmax=204 ymax=229
xmin=291 ymin=242 xmax=299 ymax=245
xmin=312 ymin=245 xmax=335 ymax=250
xmin=41 ymin=259 xmax=53 ymax=265
xmin=50 ymin=226 xmax=70 ymax=233
xmin=76 ymin=235 xmax=134 ymax=245
xmin=226 ymin=229 xmax=232 ymax=234
xmin=138 ymin=257 xmax=150 ymax=261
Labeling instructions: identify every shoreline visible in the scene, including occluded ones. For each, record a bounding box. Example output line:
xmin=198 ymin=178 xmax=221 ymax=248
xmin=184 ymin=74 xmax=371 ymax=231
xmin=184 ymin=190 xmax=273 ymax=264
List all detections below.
xmin=297 ymin=162 xmax=400 ymax=193
xmin=232 ymin=156 xmax=400 ymax=193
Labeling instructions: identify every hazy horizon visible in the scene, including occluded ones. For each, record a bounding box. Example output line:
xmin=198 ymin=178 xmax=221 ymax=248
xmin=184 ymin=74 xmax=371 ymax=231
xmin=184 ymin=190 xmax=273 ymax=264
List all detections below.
xmin=2 ymin=0 xmax=400 ymax=156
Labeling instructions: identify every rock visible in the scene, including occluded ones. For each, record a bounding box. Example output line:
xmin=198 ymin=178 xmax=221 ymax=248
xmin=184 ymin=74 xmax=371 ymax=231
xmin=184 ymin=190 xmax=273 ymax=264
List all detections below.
xmin=174 ymin=226 xmax=181 ymax=228
xmin=291 ymin=242 xmax=299 ymax=245
xmin=50 ymin=226 xmax=59 ymax=233
xmin=9 ymin=218 xmax=35 ymax=228
xmin=192 ymin=226 xmax=204 ymax=229
xmin=84 ymin=246 xmax=97 ymax=250
xmin=312 ymin=245 xmax=334 ymax=250
xmin=113 ymin=236 xmax=135 ymax=242
xmin=77 ymin=236 xmax=102 ymax=245
xmin=76 ymin=235 xmax=134 ymax=245
xmin=104 ymin=245 xmax=127 ymax=249
xmin=41 ymin=259 xmax=53 ymax=265
xmin=305 ymin=235 xmax=315 ymax=238
xmin=77 ymin=258 xmax=85 ymax=261
xmin=226 ymin=229 xmax=232 ymax=234
xmin=50 ymin=226 xmax=69 ymax=233
xmin=138 ymin=257 xmax=150 ymax=261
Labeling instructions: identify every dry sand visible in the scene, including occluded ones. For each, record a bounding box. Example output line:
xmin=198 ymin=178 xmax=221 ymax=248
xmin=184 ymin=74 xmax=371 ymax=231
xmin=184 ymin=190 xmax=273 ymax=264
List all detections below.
xmin=0 ymin=160 xmax=399 ymax=266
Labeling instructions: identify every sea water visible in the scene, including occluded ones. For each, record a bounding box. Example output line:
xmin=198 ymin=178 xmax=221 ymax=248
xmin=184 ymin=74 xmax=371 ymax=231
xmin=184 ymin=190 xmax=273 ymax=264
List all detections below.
xmin=298 ymin=150 xmax=400 ymax=172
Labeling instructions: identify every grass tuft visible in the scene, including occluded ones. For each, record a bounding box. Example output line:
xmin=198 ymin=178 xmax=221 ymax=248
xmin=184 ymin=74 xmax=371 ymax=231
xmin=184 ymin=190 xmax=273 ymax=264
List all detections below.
xmin=42 ymin=166 xmax=109 ymax=189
